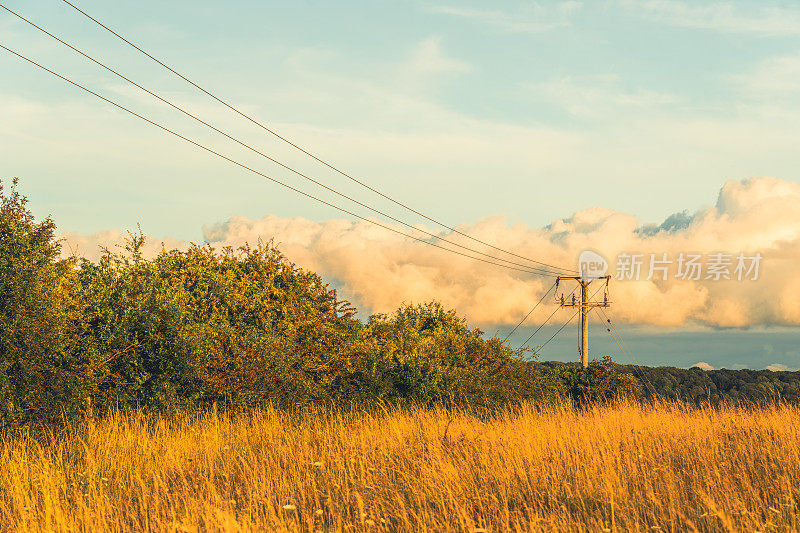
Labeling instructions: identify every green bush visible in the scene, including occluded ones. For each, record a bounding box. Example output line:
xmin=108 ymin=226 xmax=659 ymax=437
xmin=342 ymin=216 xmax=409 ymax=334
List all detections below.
xmin=556 ymin=356 xmax=642 ymax=405
xmin=77 ymin=236 xmax=369 ymax=410
xmin=364 ymin=302 xmax=565 ymax=407
xmin=0 ymin=179 xmax=87 ymax=425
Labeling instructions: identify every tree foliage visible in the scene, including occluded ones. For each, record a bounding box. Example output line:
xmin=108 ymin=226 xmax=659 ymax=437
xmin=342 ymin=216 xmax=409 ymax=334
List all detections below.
xmin=616 ymin=365 xmax=800 ymax=404
xmin=548 ymin=356 xmax=642 ymax=405
xmin=76 ymin=237 xmax=369 ymax=410
xmin=0 ymin=179 xmax=86 ymax=424
xmin=0 ymin=178 xmax=653 ymax=425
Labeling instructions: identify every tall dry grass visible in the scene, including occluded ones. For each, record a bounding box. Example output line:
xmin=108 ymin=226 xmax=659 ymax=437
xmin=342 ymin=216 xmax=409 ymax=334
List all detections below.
xmin=0 ymin=401 xmax=797 ymax=532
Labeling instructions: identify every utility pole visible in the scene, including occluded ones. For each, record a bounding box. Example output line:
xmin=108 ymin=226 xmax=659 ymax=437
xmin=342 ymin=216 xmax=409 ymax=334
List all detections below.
xmin=556 ymin=275 xmax=611 ymax=368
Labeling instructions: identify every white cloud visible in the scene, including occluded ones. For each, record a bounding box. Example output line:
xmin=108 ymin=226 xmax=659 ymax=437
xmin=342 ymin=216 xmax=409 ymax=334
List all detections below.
xmin=619 ymin=0 xmax=800 ymax=35
xmin=407 ymin=37 xmax=473 ymax=76
xmin=428 ymin=3 xmax=581 ymax=33
xmin=61 ymin=176 xmax=800 ymax=330
xmin=523 ymin=74 xmax=680 ymax=119
xmin=765 ymin=363 xmax=789 ymax=371
xmin=693 ymin=362 xmax=714 ymax=371
xmin=731 ymin=51 xmax=800 ymax=98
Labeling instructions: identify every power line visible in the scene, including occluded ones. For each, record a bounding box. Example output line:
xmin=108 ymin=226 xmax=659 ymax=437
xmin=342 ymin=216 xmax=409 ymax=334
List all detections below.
xmin=2 ymin=4 xmax=571 ymax=277
xmin=502 ymin=281 xmax=556 ymax=341
xmin=0 ymin=3 xmax=569 ymax=278
xmin=0 ymin=42 xmax=563 ymax=276
xmin=595 ymin=307 xmax=658 ymax=397
xmin=531 ymin=284 xmax=603 ymax=356
xmin=519 ymin=285 xmax=578 ymax=349
xmin=60 ymin=0 xmax=578 ymax=275
xmin=598 ymin=308 xmax=635 ymax=361
xmin=535 ymin=309 xmax=579 ymax=355
xmin=593 ymin=308 xmax=632 ymax=362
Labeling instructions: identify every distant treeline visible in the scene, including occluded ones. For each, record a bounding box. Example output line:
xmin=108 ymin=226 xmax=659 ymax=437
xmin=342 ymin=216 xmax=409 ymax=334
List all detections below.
xmin=540 ymin=362 xmax=800 ymax=403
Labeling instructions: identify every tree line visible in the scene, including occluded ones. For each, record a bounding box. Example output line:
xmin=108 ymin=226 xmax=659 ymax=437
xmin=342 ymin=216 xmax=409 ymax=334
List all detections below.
xmin=624 ymin=365 xmax=800 ymax=403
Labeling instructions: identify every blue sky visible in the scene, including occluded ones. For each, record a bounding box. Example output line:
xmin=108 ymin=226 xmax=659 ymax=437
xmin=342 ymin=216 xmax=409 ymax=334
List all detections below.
xmin=2 ymin=1 xmax=800 ymax=369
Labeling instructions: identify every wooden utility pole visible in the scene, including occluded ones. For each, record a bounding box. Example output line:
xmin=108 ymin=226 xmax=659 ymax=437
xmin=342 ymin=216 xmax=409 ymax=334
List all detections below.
xmin=556 ymin=275 xmax=611 ymax=368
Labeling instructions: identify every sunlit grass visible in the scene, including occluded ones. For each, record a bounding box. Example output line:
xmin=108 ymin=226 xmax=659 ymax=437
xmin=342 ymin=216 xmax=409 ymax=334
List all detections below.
xmin=0 ymin=401 xmax=797 ymax=531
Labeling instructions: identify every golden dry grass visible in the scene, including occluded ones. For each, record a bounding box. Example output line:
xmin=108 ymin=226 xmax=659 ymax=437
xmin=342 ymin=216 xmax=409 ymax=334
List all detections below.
xmin=0 ymin=401 xmax=798 ymax=532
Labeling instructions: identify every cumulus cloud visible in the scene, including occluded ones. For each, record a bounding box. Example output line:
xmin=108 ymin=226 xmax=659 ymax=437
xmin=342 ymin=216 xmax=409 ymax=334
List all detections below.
xmin=523 ymin=74 xmax=680 ymax=120
xmin=731 ymin=51 xmax=800 ymax=100
xmin=619 ymin=0 xmax=800 ymax=35
xmin=60 ymin=229 xmax=188 ymax=261
xmin=406 ymin=37 xmax=473 ymax=76
xmin=692 ymin=362 xmax=714 ymax=371
xmin=765 ymin=363 xmax=790 ymax=372
xmin=61 ymin=176 xmax=800 ymax=329
xmin=428 ymin=3 xmax=580 ymax=34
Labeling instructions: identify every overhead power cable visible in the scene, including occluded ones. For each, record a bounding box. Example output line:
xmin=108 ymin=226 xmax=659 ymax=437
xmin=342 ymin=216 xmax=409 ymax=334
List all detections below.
xmin=519 ymin=285 xmax=578 ymax=349
xmin=595 ymin=307 xmax=658 ymax=397
xmin=502 ymin=281 xmax=556 ymax=341
xmin=0 ymin=42 xmax=565 ymax=276
xmin=0 ymin=3 xmax=571 ymax=277
xmin=530 ymin=284 xmax=603 ymax=356
xmin=59 ymin=0 xmax=578 ymax=275
xmin=0 ymin=3 xmax=569 ymax=277
xmin=598 ymin=309 xmax=635 ymax=361
xmin=594 ymin=307 xmax=632 ymax=362
xmin=535 ymin=310 xmax=579 ymax=355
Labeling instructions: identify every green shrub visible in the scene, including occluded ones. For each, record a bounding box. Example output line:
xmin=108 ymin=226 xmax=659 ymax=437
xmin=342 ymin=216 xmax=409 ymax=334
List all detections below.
xmin=556 ymin=356 xmax=642 ymax=405
xmin=77 ymin=236 xmax=369 ymax=410
xmin=364 ymin=302 xmax=565 ymax=407
xmin=0 ymin=179 xmax=88 ymax=425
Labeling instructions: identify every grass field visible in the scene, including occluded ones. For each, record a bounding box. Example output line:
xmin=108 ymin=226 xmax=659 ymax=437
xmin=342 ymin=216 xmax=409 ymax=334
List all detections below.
xmin=0 ymin=402 xmax=797 ymax=532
